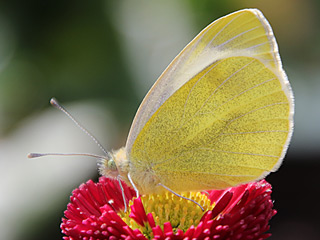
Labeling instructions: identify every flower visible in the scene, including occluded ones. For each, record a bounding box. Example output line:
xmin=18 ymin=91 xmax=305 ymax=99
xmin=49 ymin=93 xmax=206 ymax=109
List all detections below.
xmin=61 ymin=177 xmax=276 ymax=240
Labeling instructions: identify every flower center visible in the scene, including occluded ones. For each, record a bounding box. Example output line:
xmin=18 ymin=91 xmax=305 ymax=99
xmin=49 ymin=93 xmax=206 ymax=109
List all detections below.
xmin=119 ymin=191 xmax=212 ymax=237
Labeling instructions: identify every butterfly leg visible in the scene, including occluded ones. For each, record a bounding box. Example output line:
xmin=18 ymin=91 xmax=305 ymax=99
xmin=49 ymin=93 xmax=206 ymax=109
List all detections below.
xmin=117 ymin=175 xmax=128 ymax=212
xmin=158 ymin=183 xmax=204 ymax=211
xmin=128 ymin=172 xmax=139 ymax=198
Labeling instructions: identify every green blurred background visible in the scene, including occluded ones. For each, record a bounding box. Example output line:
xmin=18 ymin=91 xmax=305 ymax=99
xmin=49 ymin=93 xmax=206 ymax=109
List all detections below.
xmin=0 ymin=0 xmax=319 ymax=239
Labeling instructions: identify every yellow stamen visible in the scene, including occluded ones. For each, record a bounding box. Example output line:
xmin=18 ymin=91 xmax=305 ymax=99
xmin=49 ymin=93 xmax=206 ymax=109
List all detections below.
xmin=120 ymin=191 xmax=212 ymax=237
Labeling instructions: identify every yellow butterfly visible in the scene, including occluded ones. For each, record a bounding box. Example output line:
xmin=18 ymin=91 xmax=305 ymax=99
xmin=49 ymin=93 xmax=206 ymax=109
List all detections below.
xmin=101 ymin=9 xmax=294 ymax=195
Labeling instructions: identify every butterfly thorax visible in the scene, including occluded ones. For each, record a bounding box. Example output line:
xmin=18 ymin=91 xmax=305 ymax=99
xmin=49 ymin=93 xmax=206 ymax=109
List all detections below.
xmin=112 ymin=147 xmax=131 ymax=179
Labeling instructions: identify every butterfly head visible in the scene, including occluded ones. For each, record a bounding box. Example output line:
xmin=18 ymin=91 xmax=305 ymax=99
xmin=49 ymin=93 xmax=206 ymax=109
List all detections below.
xmin=98 ymin=148 xmax=129 ymax=179
xmin=98 ymin=153 xmax=119 ymax=179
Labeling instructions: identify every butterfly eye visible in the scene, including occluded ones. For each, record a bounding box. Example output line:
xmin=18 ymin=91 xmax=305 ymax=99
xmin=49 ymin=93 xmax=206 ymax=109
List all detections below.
xmin=107 ymin=159 xmax=117 ymax=171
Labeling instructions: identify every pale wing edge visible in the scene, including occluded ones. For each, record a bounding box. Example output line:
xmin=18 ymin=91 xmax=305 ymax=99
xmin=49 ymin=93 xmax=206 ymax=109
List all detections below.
xmin=252 ymin=9 xmax=294 ymax=173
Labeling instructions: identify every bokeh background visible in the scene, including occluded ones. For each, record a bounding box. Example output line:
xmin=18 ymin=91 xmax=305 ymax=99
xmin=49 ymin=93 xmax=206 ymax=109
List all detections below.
xmin=0 ymin=0 xmax=319 ymax=239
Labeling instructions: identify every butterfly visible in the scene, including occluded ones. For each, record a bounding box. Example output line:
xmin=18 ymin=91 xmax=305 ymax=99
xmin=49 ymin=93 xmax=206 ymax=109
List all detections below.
xmin=97 ymin=9 xmax=294 ymax=197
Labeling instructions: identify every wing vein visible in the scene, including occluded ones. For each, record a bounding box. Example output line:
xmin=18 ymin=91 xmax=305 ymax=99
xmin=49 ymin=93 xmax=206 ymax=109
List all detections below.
xmin=196 ymin=147 xmax=279 ymax=158
xmin=216 ymin=26 xmax=260 ymax=49
xmin=207 ymin=12 xmax=245 ymax=48
xmin=221 ymin=130 xmax=289 ymax=135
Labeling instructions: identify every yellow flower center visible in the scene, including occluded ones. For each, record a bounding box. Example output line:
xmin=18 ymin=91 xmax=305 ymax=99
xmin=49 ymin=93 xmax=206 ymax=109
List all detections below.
xmin=119 ymin=191 xmax=212 ymax=237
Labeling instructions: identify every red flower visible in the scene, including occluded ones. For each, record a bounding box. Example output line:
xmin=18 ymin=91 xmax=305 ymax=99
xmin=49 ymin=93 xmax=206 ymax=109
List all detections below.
xmin=61 ymin=177 xmax=276 ymax=240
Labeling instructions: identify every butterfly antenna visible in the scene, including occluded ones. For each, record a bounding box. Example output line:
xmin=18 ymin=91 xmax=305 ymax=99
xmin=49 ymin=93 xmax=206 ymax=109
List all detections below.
xmin=28 ymin=152 xmax=105 ymax=159
xmin=50 ymin=97 xmax=109 ymax=156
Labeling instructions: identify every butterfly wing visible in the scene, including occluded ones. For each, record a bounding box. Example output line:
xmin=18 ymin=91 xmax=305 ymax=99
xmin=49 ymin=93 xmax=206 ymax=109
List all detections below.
xmin=126 ymin=9 xmax=293 ymax=193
